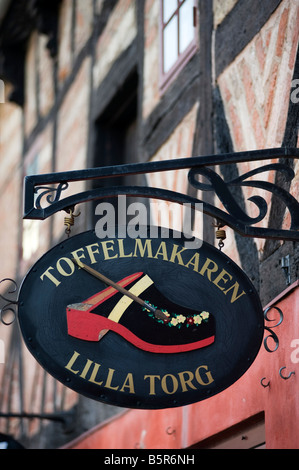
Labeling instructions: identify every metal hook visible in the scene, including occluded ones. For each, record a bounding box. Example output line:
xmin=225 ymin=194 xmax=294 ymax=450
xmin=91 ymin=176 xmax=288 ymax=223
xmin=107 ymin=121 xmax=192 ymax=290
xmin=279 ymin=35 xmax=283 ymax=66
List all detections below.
xmin=213 ymin=220 xmax=226 ymax=251
xmin=64 ymin=206 xmax=81 ymax=237
xmin=261 ymin=377 xmax=270 ymax=388
xmin=279 ymin=366 xmax=295 ymax=380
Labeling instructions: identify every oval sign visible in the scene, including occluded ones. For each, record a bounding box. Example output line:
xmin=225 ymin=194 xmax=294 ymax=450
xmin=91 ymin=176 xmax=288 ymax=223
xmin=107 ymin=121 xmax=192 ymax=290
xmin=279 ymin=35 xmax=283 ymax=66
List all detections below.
xmin=18 ymin=229 xmax=264 ymax=409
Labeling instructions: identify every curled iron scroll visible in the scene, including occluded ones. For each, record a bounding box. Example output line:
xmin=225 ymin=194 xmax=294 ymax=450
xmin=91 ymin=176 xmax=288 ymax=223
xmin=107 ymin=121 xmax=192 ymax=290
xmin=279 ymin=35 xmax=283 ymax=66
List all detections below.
xmin=188 ymin=163 xmax=299 ymax=231
xmin=0 ymin=278 xmax=18 ymax=326
xmin=263 ymin=306 xmax=284 ymax=353
xmin=35 ymin=182 xmax=69 ymax=210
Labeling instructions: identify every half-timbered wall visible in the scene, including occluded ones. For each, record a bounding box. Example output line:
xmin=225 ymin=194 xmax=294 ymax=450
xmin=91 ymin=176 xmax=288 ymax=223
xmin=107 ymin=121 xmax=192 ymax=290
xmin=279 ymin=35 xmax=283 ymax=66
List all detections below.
xmin=0 ymin=0 xmax=298 ymax=448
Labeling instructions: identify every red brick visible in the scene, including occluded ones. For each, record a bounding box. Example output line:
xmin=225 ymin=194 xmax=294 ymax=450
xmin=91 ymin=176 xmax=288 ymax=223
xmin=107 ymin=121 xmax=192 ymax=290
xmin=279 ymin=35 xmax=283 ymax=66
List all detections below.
xmin=288 ymin=7 xmax=299 ymax=70
xmin=263 ymin=61 xmax=279 ymax=129
xmin=242 ymin=60 xmax=256 ymax=111
xmin=255 ymin=34 xmax=266 ymax=71
xmin=252 ymin=108 xmax=265 ymax=148
xmin=276 ymin=8 xmax=289 ymax=57
xmin=229 ymin=103 xmax=244 ymax=150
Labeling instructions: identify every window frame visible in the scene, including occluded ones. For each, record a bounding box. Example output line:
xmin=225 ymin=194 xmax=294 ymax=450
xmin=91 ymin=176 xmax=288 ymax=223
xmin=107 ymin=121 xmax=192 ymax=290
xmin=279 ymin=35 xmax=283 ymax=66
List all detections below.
xmin=159 ymin=0 xmax=198 ymax=94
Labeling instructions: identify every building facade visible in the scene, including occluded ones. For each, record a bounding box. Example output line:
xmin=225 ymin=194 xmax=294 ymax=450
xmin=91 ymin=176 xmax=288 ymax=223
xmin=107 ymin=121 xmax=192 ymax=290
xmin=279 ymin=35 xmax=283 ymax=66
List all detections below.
xmin=0 ymin=0 xmax=298 ymax=449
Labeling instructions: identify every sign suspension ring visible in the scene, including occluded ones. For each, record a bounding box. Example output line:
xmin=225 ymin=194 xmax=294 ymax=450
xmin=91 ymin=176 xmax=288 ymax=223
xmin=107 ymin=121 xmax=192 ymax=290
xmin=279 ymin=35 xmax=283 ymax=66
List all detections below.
xmin=64 ymin=206 xmax=81 ymax=237
xmin=213 ymin=220 xmax=227 ymax=251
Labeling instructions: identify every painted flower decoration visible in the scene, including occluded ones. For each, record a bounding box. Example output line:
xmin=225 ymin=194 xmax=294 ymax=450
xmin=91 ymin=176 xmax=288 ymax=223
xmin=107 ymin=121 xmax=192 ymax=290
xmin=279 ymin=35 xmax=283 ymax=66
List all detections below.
xmin=200 ymin=311 xmax=209 ymax=320
xmin=193 ymin=314 xmax=202 ymax=325
xmin=176 ymin=315 xmax=186 ymax=324
xmin=143 ymin=302 xmax=210 ymax=330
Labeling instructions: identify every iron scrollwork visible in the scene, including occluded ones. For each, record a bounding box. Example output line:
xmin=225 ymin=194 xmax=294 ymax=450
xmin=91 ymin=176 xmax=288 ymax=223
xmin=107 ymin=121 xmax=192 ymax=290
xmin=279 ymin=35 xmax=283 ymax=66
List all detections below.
xmin=0 ymin=278 xmax=18 ymax=326
xmin=34 ymin=182 xmax=69 ymax=210
xmin=188 ymin=163 xmax=299 ymax=239
xmin=23 ymin=147 xmax=299 ymax=241
xmin=263 ymin=306 xmax=284 ymax=353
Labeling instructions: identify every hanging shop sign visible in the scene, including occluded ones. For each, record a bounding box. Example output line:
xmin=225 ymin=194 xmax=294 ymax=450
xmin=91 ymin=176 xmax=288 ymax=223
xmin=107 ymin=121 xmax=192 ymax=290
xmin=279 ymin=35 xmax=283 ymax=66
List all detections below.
xmin=18 ymin=228 xmax=264 ymax=409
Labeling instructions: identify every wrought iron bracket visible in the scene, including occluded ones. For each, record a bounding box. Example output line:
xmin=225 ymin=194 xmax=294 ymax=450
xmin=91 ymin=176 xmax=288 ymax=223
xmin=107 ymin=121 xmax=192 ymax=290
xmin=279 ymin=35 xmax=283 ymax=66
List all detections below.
xmin=263 ymin=306 xmax=284 ymax=353
xmin=23 ymin=147 xmax=299 ymax=241
xmin=0 ymin=279 xmax=18 ymax=326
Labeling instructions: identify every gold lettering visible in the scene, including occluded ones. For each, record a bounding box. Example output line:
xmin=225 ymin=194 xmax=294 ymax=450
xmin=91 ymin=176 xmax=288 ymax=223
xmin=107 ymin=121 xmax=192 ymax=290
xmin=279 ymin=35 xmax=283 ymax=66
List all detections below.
xmin=154 ymin=241 xmax=168 ymax=261
xmin=223 ymin=282 xmax=246 ymax=303
xmin=101 ymin=240 xmax=118 ymax=260
xmin=144 ymin=375 xmax=160 ymax=395
xmin=40 ymin=266 xmax=61 ymax=287
xmin=80 ymin=359 xmax=93 ymax=379
xmin=56 ymin=257 xmax=75 ymax=277
xmin=65 ymin=351 xmax=80 ymax=374
xmin=213 ymin=269 xmax=233 ymax=291
xmin=133 ymin=239 xmax=153 ymax=258
xmin=89 ymin=363 xmax=103 ymax=386
xmin=104 ymin=368 xmax=119 ymax=390
xmin=120 ymin=373 xmax=135 ymax=394
xmin=71 ymin=248 xmax=86 ymax=268
xmin=199 ymin=258 xmax=218 ymax=280
xmin=118 ymin=239 xmax=133 ymax=258
xmin=86 ymin=243 xmax=100 ymax=264
xmin=178 ymin=370 xmax=197 ymax=392
xmin=169 ymin=244 xmax=187 ymax=266
xmin=195 ymin=365 xmax=214 ymax=386
xmin=161 ymin=374 xmax=178 ymax=395
xmin=185 ymin=253 xmax=200 ymax=272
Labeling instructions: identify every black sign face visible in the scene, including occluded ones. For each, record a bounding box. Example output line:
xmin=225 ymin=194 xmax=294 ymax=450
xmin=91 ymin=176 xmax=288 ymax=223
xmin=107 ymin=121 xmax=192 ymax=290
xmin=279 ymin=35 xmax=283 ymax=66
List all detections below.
xmin=18 ymin=229 xmax=264 ymax=409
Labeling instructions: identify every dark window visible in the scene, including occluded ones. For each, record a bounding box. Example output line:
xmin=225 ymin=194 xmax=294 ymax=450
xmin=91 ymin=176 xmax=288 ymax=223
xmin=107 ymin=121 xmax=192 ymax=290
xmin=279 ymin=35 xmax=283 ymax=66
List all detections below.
xmin=160 ymin=0 xmax=198 ymax=92
xmin=93 ymin=71 xmax=150 ymax=226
